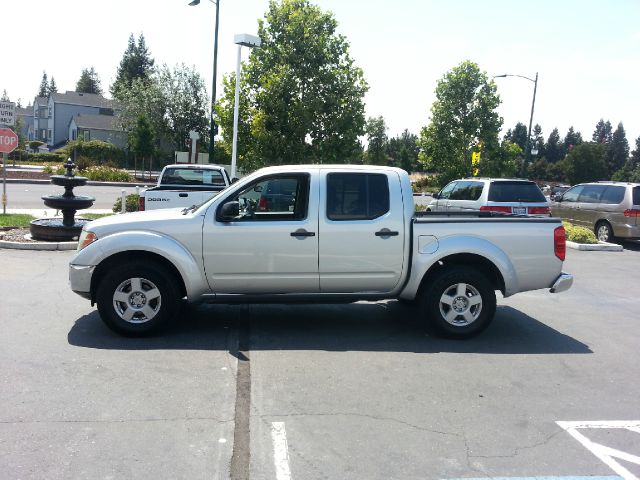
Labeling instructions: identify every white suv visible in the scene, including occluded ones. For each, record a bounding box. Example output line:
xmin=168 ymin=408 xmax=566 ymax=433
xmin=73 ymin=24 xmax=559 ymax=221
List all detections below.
xmin=428 ymin=178 xmax=550 ymax=215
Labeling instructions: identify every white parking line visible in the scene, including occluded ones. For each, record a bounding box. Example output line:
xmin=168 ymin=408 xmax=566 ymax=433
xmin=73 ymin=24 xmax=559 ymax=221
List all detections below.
xmin=557 ymin=420 xmax=640 ymax=480
xmin=271 ymin=421 xmax=292 ymax=480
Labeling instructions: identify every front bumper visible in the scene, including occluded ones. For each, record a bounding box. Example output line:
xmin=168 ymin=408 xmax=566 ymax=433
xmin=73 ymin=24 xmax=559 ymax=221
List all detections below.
xmin=550 ymin=272 xmax=573 ymax=293
xmin=69 ymin=264 xmax=95 ymax=299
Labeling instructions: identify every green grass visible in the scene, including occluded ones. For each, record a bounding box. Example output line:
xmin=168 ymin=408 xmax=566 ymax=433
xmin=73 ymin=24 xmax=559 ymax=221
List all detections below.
xmin=0 ymin=214 xmax=36 ymax=228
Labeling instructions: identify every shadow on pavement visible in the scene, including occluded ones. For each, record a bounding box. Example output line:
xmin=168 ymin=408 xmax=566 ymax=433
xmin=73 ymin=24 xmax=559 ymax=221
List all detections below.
xmin=621 ymin=239 xmax=640 ymax=252
xmin=68 ymin=302 xmax=592 ymax=355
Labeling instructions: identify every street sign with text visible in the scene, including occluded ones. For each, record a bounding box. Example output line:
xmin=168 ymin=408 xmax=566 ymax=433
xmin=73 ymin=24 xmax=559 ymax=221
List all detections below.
xmin=0 ymin=128 xmax=19 ymax=153
xmin=0 ymin=101 xmax=15 ymax=127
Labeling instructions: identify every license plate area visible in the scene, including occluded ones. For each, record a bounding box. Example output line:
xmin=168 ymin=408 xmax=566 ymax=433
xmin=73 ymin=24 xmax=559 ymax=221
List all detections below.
xmin=512 ymin=207 xmax=527 ymax=215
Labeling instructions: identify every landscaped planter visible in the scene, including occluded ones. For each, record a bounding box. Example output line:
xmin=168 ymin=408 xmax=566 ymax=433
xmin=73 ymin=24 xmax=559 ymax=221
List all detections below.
xmin=566 ymin=240 xmax=623 ymax=252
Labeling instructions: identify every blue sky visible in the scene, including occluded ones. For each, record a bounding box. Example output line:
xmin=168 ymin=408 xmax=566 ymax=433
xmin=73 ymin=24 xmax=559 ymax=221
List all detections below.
xmin=4 ymin=0 xmax=639 ymax=146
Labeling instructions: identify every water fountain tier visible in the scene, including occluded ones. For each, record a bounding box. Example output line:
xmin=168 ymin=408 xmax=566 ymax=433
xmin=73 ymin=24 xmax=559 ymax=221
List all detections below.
xmin=30 ymin=158 xmax=96 ymax=241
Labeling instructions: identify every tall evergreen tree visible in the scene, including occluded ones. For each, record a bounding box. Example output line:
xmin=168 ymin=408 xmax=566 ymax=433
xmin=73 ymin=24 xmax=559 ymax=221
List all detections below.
xmin=506 ymin=122 xmax=528 ymax=151
xmin=48 ymin=77 xmax=58 ymax=95
xmin=544 ymin=128 xmax=563 ymax=163
xmin=606 ymin=122 xmax=629 ymax=175
xmin=111 ymin=33 xmax=155 ymax=95
xmin=388 ymin=129 xmax=419 ymax=172
xmin=1 ymin=90 xmax=9 ymax=101
xmin=38 ymin=71 xmax=48 ymax=97
xmin=630 ymin=136 xmax=640 ymax=170
xmin=562 ymin=126 xmax=582 ymax=156
xmin=592 ymin=119 xmax=613 ymax=144
xmin=532 ymin=124 xmax=545 ymax=159
xmin=76 ymin=67 xmax=103 ymax=95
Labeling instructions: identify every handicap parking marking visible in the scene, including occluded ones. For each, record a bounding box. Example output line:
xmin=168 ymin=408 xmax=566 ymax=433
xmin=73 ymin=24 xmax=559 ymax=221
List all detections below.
xmin=557 ymin=421 xmax=640 ymax=480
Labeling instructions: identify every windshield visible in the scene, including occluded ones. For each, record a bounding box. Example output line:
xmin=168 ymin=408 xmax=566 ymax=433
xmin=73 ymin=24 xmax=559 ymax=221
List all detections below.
xmin=488 ymin=181 xmax=546 ymax=202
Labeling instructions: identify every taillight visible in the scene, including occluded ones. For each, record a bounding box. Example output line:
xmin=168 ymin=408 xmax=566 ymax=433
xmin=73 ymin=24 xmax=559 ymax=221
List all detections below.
xmin=480 ymin=206 xmax=512 ymax=213
xmin=528 ymin=206 xmax=550 ymax=215
xmin=554 ymin=226 xmax=566 ymax=261
xmin=258 ymin=197 xmax=268 ymax=211
xmin=624 ymin=209 xmax=640 ymax=217
xmin=138 ymin=196 xmax=145 ymax=211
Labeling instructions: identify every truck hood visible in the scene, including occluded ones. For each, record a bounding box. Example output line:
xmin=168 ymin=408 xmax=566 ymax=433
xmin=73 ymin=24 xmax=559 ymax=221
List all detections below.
xmin=83 ymin=208 xmax=201 ymax=237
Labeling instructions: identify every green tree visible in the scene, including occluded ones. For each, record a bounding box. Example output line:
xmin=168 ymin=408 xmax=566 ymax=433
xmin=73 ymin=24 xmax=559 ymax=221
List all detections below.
xmin=560 ymin=143 xmax=608 ymax=185
xmin=544 ymin=128 xmax=563 ymax=163
xmin=216 ymin=0 xmax=368 ymax=171
xmin=130 ymin=114 xmax=155 ymax=178
xmin=592 ymin=119 xmax=612 ymax=144
xmin=418 ymin=60 xmax=502 ymax=183
xmin=532 ymin=124 xmax=545 ymax=160
xmin=562 ymin=126 xmax=582 ymax=157
xmin=157 ymin=64 xmax=209 ymax=151
xmin=388 ymin=129 xmax=419 ymax=172
xmin=478 ymin=140 xmax=520 ymax=178
xmin=48 ymin=77 xmax=58 ymax=95
xmin=0 ymin=90 xmax=8 ymax=101
xmin=76 ymin=67 xmax=103 ymax=94
xmin=111 ymin=33 xmax=156 ymax=95
xmin=364 ymin=116 xmax=388 ymax=165
xmin=605 ymin=122 xmax=629 ymax=176
xmin=38 ymin=71 xmax=48 ymax=97
xmin=505 ymin=122 xmax=528 ymax=151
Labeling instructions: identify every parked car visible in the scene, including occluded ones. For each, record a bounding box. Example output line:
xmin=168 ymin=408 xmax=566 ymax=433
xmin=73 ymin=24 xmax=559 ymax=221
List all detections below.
xmin=549 ymin=185 xmax=570 ymax=201
xmin=69 ymin=165 xmax=572 ymax=339
xmin=550 ymin=181 xmax=640 ymax=242
xmin=138 ymin=164 xmax=231 ymax=211
xmin=428 ymin=178 xmax=550 ymax=216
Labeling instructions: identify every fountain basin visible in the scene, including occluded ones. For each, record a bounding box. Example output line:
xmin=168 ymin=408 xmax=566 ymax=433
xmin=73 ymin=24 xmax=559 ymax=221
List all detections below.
xmin=30 ymin=218 xmax=93 ymax=242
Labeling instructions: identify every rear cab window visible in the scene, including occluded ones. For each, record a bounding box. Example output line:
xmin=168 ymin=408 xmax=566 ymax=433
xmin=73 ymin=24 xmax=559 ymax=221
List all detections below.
xmin=162 ymin=168 xmax=226 ymax=186
xmin=488 ymin=181 xmax=546 ymax=202
xmin=327 ymin=173 xmax=389 ymax=220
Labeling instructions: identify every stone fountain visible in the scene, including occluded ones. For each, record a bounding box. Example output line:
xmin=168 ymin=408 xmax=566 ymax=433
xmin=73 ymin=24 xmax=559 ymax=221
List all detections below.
xmin=30 ymin=158 xmax=96 ymax=241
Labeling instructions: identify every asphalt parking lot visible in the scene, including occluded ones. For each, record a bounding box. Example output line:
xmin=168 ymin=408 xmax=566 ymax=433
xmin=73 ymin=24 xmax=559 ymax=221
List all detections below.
xmin=1 ymin=245 xmax=639 ymax=480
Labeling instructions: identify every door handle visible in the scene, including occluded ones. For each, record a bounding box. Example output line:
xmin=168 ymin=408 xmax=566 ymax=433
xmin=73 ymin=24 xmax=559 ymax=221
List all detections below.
xmin=290 ymin=229 xmax=315 ymax=238
xmin=375 ymin=228 xmax=399 ymax=237
xmin=179 ymin=193 xmax=188 ymax=197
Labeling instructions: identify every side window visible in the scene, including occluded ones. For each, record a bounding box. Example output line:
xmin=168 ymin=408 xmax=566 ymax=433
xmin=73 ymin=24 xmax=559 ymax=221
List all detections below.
xmin=223 ymin=174 xmax=309 ymax=221
xmin=450 ymin=181 xmax=471 ymax=200
xmin=600 ymin=186 xmax=625 ymax=204
xmin=561 ymin=185 xmax=584 ymax=203
xmin=327 ymin=173 xmax=390 ymax=221
xmin=438 ymin=182 xmax=457 ymax=200
xmin=578 ymin=185 xmax=605 ymax=203
xmin=468 ymin=181 xmax=484 ymax=201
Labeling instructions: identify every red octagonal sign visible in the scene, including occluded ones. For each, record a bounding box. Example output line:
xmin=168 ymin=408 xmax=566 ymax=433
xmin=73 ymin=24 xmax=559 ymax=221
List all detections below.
xmin=0 ymin=128 xmax=19 ymax=154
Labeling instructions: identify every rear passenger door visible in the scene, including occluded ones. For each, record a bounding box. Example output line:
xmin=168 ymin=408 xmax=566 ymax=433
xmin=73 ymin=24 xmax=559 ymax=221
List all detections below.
xmin=318 ymin=170 xmax=406 ymax=293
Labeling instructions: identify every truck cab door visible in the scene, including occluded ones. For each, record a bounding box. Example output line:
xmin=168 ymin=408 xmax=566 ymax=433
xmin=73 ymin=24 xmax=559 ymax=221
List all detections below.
xmin=202 ymin=171 xmax=320 ymax=294
xmin=318 ymin=170 xmax=406 ymax=293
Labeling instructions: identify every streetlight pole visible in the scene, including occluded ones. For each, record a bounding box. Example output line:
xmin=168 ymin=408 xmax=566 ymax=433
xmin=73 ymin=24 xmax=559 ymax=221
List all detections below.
xmin=494 ymin=72 xmax=538 ymax=177
xmin=231 ymin=34 xmax=261 ymax=179
xmin=189 ymin=0 xmax=219 ymax=164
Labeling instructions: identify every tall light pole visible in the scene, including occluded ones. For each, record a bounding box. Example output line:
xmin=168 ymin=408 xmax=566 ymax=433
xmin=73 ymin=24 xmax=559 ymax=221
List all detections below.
xmin=189 ymin=0 xmax=219 ymax=164
xmin=231 ymin=33 xmax=261 ymax=179
xmin=494 ymin=72 xmax=538 ymax=177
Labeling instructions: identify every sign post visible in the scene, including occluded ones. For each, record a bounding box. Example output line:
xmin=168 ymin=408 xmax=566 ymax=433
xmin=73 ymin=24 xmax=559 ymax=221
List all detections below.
xmin=0 ymin=126 xmax=19 ymax=214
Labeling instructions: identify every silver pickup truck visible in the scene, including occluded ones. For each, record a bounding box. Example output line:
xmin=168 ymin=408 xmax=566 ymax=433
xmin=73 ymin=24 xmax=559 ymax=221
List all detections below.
xmin=69 ymin=165 xmax=573 ymax=338
xmin=138 ymin=164 xmax=231 ymax=211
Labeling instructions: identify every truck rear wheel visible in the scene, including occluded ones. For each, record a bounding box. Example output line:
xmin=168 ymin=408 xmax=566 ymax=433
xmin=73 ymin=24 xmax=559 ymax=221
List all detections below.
xmin=96 ymin=262 xmax=180 ymax=336
xmin=420 ymin=267 xmax=496 ymax=338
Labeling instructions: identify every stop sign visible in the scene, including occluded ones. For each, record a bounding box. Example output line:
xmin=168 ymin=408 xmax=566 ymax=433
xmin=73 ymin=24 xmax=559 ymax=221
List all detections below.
xmin=0 ymin=128 xmax=19 ymax=154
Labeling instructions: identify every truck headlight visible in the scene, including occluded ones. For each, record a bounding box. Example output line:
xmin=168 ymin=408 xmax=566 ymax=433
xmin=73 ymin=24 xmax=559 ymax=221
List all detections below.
xmin=77 ymin=230 xmax=98 ymax=251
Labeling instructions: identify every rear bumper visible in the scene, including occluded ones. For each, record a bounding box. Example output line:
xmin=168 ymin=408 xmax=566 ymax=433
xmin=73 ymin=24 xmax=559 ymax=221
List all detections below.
xmin=550 ymin=272 xmax=573 ymax=293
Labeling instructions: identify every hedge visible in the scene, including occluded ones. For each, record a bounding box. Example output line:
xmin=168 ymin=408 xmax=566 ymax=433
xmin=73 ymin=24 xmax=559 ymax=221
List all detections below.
xmin=563 ymin=221 xmax=597 ymax=244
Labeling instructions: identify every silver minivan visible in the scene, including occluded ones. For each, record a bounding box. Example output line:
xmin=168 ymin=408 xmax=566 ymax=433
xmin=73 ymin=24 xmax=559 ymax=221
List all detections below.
xmin=550 ymin=181 xmax=640 ymax=242
xmin=428 ymin=178 xmax=550 ymax=216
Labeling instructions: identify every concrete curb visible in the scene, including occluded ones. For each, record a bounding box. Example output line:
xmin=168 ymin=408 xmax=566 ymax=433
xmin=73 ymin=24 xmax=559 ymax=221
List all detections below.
xmin=0 ymin=238 xmax=77 ymax=251
xmin=567 ymin=240 xmax=623 ymax=251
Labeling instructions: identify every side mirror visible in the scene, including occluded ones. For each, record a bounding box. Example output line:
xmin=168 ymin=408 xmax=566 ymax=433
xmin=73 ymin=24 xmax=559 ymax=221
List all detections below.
xmin=432 ymin=192 xmax=440 ymax=199
xmin=219 ymin=201 xmax=239 ymax=221
xmin=231 ymin=177 xmax=239 ymax=184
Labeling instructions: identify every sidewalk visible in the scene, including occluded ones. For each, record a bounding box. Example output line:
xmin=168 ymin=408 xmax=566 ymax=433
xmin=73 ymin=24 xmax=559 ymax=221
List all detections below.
xmin=6 ymin=208 xmax=114 ymax=216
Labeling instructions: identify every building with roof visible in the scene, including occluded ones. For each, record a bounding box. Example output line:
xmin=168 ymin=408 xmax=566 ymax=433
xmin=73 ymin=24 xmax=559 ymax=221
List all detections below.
xmin=32 ymin=91 xmax=121 ymax=149
xmin=69 ymin=113 xmax=127 ymax=149
xmin=15 ymin=106 xmax=34 ymax=141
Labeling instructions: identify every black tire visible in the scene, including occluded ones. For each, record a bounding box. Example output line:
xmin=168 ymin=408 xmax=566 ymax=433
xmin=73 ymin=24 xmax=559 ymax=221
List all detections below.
xmin=419 ymin=267 xmax=496 ymax=338
xmin=595 ymin=221 xmax=614 ymax=243
xmin=96 ymin=262 xmax=181 ymax=336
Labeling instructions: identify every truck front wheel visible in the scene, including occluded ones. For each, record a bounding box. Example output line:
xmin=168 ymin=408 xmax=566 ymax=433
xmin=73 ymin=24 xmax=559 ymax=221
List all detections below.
xmin=96 ymin=262 xmax=181 ymax=336
xmin=420 ymin=267 xmax=496 ymax=338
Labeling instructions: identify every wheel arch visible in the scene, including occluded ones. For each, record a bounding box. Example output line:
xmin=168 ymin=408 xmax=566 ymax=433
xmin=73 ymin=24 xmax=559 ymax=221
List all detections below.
xmin=90 ymin=251 xmax=187 ymax=304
